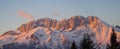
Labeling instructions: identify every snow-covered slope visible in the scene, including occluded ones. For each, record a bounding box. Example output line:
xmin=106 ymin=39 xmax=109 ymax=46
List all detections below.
xmin=0 ymin=16 xmax=120 ymax=49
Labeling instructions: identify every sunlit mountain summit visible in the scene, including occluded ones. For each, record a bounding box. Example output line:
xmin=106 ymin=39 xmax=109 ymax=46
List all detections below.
xmin=0 ymin=16 xmax=120 ymax=49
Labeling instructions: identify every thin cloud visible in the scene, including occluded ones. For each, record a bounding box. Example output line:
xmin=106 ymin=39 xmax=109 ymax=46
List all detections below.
xmin=52 ymin=12 xmax=60 ymax=17
xmin=18 ymin=10 xmax=34 ymax=20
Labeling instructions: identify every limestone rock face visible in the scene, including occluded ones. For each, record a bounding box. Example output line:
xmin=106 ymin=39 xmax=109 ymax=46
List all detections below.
xmin=17 ymin=21 xmax=34 ymax=33
xmin=17 ymin=16 xmax=88 ymax=32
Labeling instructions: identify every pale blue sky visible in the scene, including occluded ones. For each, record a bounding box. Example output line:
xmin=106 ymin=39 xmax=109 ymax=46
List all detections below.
xmin=0 ymin=0 xmax=120 ymax=34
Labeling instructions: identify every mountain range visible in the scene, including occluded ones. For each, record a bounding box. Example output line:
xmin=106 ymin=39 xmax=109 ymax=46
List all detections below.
xmin=0 ymin=16 xmax=120 ymax=49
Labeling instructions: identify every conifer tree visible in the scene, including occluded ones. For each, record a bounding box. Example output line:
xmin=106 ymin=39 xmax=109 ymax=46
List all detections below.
xmin=80 ymin=33 xmax=96 ymax=49
xmin=71 ymin=41 xmax=77 ymax=49
xmin=107 ymin=27 xmax=119 ymax=49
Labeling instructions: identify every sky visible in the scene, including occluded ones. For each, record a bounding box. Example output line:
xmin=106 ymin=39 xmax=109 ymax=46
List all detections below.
xmin=0 ymin=0 xmax=120 ymax=34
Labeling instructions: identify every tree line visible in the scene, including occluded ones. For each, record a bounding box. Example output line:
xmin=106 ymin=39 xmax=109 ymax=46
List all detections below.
xmin=71 ymin=27 xmax=120 ymax=49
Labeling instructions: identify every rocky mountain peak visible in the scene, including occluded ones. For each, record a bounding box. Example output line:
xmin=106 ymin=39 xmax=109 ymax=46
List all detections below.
xmin=17 ymin=16 xmax=104 ymax=33
xmin=17 ymin=16 xmax=83 ymax=32
xmin=1 ymin=16 xmax=120 ymax=49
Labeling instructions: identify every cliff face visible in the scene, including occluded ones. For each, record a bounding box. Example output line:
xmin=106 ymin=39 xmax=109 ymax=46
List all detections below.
xmin=17 ymin=16 xmax=88 ymax=33
xmin=17 ymin=21 xmax=34 ymax=33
